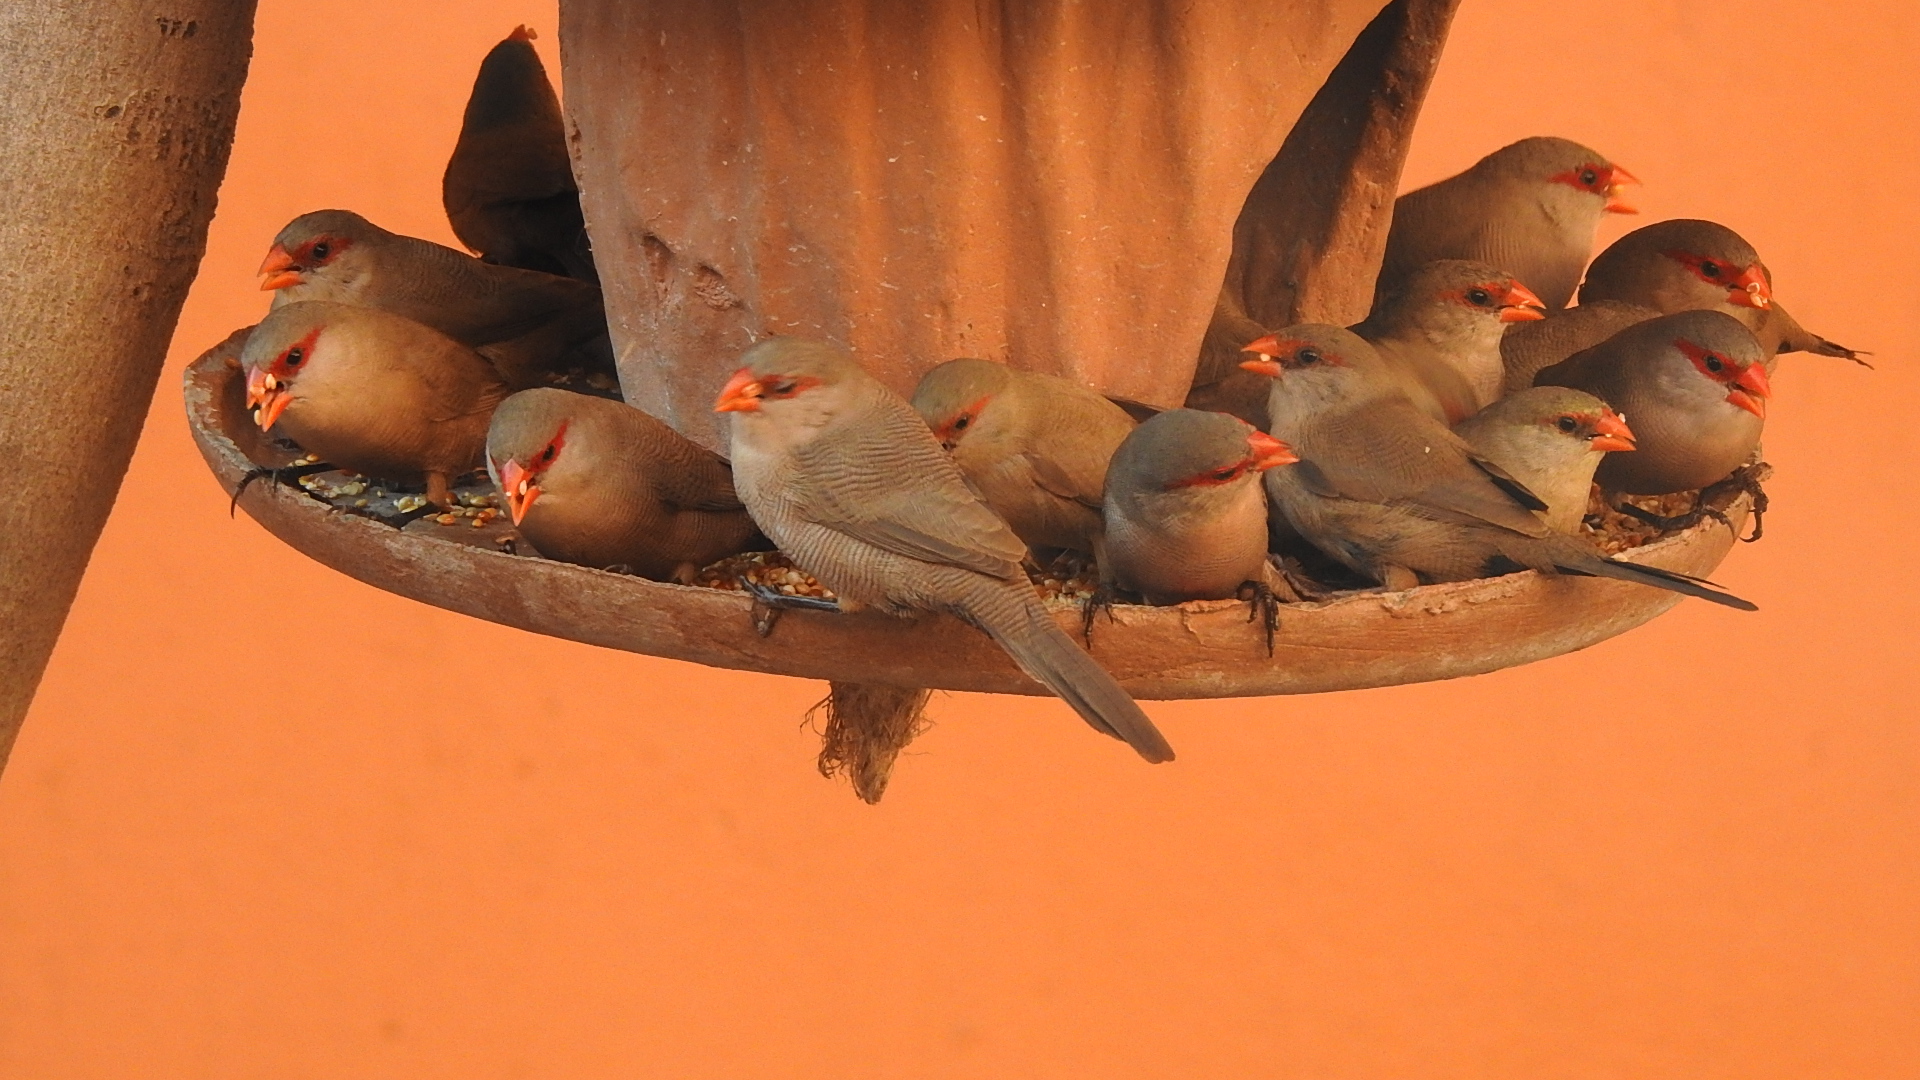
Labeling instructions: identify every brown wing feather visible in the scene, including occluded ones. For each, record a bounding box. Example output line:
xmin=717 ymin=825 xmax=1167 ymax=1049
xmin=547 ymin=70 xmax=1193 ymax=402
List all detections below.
xmin=794 ymin=391 xmax=1029 ymax=580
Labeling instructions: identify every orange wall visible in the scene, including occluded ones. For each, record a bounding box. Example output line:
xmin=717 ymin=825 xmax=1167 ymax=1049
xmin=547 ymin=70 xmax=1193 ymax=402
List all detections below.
xmin=3 ymin=2 xmax=1916 ymax=1077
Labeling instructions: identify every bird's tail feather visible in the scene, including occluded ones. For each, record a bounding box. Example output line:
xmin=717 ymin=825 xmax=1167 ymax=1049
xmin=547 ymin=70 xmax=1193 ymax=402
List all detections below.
xmin=976 ymin=591 xmax=1175 ymax=763
xmin=1561 ymin=552 xmax=1757 ymax=612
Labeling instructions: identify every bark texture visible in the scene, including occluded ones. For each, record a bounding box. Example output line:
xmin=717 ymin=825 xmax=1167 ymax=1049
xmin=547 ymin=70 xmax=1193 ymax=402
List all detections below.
xmin=561 ymin=0 xmax=1400 ymax=452
xmin=0 ymin=2 xmax=255 ymax=771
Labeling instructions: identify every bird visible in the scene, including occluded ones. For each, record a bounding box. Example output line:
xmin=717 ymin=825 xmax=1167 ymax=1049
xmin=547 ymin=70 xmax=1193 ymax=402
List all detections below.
xmin=1502 ymin=217 xmax=1862 ymax=389
xmin=1532 ymin=309 xmax=1769 ymax=497
xmin=1353 ymin=259 xmax=1547 ymax=421
xmin=258 ymin=209 xmax=613 ymax=390
xmin=716 ymin=337 xmax=1176 ymax=763
xmin=1379 ymin=136 xmax=1637 ymax=313
xmin=442 ymin=25 xmax=597 ymax=282
xmin=1101 ymin=409 xmax=1298 ymax=605
xmin=1453 ymin=386 xmax=1636 ymax=534
xmin=909 ymin=357 xmax=1136 ymax=560
xmin=1236 ymin=324 xmax=1755 ymax=610
xmin=485 ymin=388 xmax=766 ymax=581
xmin=240 ymin=301 xmax=509 ymax=508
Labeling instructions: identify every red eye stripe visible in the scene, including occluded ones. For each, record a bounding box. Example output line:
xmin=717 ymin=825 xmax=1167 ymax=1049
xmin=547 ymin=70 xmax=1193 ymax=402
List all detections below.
xmin=534 ymin=419 xmax=570 ymax=469
xmin=1548 ymin=162 xmax=1614 ymax=194
xmin=297 ymin=235 xmax=351 ymax=264
xmin=759 ymin=374 xmax=824 ymax=401
xmin=271 ymin=327 xmax=323 ymax=378
xmin=1168 ymin=462 xmax=1248 ymax=490
xmin=935 ymin=394 xmax=994 ymax=443
xmin=1675 ymin=339 xmax=1739 ymax=383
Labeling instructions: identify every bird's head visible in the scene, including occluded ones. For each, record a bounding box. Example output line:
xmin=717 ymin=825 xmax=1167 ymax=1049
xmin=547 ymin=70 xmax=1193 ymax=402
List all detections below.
xmin=238 ymin=308 xmax=332 ymax=432
xmin=1677 ymin=337 xmax=1772 ymax=418
xmin=1482 ymin=136 xmax=1638 ymax=214
xmin=258 ymin=209 xmax=380 ymax=291
xmin=487 ymin=390 xmax=580 ymax=526
xmin=714 ymin=338 xmax=868 ymax=443
xmin=1581 ymin=219 xmax=1774 ymax=312
xmin=909 ymin=357 xmax=1017 ymax=454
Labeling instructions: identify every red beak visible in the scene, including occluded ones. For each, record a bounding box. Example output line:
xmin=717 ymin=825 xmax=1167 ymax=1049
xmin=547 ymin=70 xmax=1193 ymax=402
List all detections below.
xmin=1604 ymin=164 xmax=1640 ymax=214
xmin=1589 ymin=409 xmax=1637 ymax=453
xmin=258 ymin=244 xmax=302 ymax=290
xmin=1727 ymin=362 xmax=1771 ymax=418
xmin=1498 ymin=280 xmax=1549 ymax=322
xmin=244 ymin=365 xmax=293 ymax=431
xmin=499 ymin=458 xmax=539 ymax=525
xmin=714 ymin=367 xmax=764 ymax=413
xmin=1729 ymin=263 xmax=1773 ymax=309
xmin=1246 ymin=430 xmax=1299 ymax=470
xmin=1239 ymin=335 xmax=1284 ymax=377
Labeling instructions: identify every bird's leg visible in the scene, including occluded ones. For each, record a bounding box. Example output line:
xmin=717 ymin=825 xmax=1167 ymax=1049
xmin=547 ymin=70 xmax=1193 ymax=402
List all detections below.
xmin=1708 ymin=461 xmax=1772 ymax=543
xmin=425 ymin=471 xmax=456 ymax=510
xmin=1238 ymin=572 xmax=1285 ymax=658
xmin=1612 ymin=492 xmax=1726 ymax=535
xmin=1078 ymin=582 xmax=1123 ymax=645
xmin=739 ymin=576 xmax=842 ymax=639
xmin=228 ymin=460 xmax=338 ymax=517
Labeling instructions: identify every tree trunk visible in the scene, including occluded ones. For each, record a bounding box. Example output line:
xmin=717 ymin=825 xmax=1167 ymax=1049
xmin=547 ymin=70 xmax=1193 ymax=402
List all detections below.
xmin=0 ymin=1 xmax=256 ymax=772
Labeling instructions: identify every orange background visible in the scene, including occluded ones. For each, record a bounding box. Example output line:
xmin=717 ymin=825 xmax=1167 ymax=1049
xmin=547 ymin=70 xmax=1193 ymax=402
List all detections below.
xmin=3 ymin=2 xmax=1916 ymax=1076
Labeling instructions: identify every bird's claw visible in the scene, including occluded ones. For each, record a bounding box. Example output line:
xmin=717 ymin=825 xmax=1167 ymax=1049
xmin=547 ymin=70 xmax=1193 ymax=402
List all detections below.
xmin=229 ymin=460 xmax=337 ymax=517
xmin=739 ymin=576 xmax=841 ymax=638
xmin=1237 ymin=580 xmax=1282 ymax=658
xmin=1079 ymin=582 xmax=1121 ymax=645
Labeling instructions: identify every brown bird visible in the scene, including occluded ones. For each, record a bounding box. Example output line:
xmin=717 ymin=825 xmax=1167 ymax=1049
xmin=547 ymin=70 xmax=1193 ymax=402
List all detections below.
xmin=485 ymin=388 xmax=764 ymax=581
xmin=1354 ymin=259 xmax=1548 ymax=422
xmin=258 ymin=208 xmax=611 ymax=390
xmin=1380 ymin=136 xmax=1638 ymax=313
xmin=443 ymin=26 xmax=596 ymax=282
xmin=241 ymin=301 xmax=508 ymax=508
xmin=1453 ymin=387 xmax=1636 ymax=534
xmin=1102 ymin=409 xmax=1298 ymax=605
xmin=716 ymin=338 xmax=1175 ymax=763
xmin=910 ymin=357 xmax=1136 ymax=559
xmin=1533 ymin=310 xmax=1769 ymax=496
xmin=1237 ymin=324 xmax=1754 ymax=610
xmin=1501 ymin=218 xmax=1861 ymax=389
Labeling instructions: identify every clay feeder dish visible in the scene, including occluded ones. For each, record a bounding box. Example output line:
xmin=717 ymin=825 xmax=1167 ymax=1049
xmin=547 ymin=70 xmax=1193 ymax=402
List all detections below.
xmin=188 ymin=0 xmax=1754 ymax=702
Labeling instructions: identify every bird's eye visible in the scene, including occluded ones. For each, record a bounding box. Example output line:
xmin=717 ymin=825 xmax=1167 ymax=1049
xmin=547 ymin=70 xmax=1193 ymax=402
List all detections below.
xmin=1211 ymin=466 xmax=1238 ymax=482
xmin=539 ymin=444 xmax=557 ymax=463
xmin=953 ymin=414 xmax=971 ymax=430
xmin=284 ymin=347 xmax=304 ymax=368
xmin=765 ymin=378 xmax=795 ymax=396
xmin=1466 ymin=288 xmax=1492 ymax=306
xmin=1295 ymin=347 xmax=1322 ymax=366
xmin=1705 ymin=355 xmax=1724 ymax=373
xmin=1580 ymin=168 xmax=1599 ymax=186
xmin=1700 ymin=260 xmax=1721 ymax=278
xmin=1556 ymin=416 xmax=1578 ymax=433
xmin=311 ymin=242 xmax=331 ymax=261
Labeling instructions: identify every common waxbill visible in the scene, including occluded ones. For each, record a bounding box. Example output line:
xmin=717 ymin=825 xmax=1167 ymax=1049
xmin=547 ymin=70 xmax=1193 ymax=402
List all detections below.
xmin=259 ymin=209 xmax=611 ymax=390
xmin=1379 ymin=136 xmax=1637 ymax=313
xmin=1532 ymin=310 xmax=1769 ymax=496
xmin=910 ymin=357 xmax=1136 ymax=558
xmin=1102 ymin=409 xmax=1298 ymax=605
xmin=1238 ymin=325 xmax=1753 ymax=610
xmin=1453 ymin=387 xmax=1636 ymax=534
xmin=241 ymin=301 xmax=509 ymax=508
xmin=443 ymin=26 xmax=596 ymax=282
xmin=1354 ymin=259 xmax=1548 ymax=420
xmin=1503 ymin=217 xmax=1861 ymax=389
xmin=486 ymin=388 xmax=764 ymax=581
xmin=716 ymin=338 xmax=1175 ymax=763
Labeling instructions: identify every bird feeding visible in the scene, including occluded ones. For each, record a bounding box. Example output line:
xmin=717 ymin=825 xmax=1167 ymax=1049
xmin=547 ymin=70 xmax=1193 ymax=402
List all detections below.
xmin=189 ymin=9 xmax=1855 ymax=800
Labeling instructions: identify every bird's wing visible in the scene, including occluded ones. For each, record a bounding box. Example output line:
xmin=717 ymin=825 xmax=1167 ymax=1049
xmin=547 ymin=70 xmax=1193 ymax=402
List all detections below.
xmin=795 ymin=395 xmax=1030 ymax=580
xmin=1303 ymin=398 xmax=1552 ymax=537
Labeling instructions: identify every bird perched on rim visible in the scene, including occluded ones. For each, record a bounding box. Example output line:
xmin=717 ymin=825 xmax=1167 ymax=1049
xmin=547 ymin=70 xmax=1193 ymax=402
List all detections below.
xmin=485 ymin=388 xmax=765 ymax=581
xmin=1379 ymin=136 xmax=1638 ymax=314
xmin=1502 ymin=218 xmax=1862 ymax=390
xmin=443 ymin=25 xmax=597 ymax=283
xmin=1453 ymin=387 xmax=1636 ymax=534
xmin=241 ymin=301 xmax=509 ymax=508
xmin=716 ymin=338 xmax=1175 ymax=763
xmin=258 ymin=209 xmax=612 ymax=391
xmin=1532 ymin=310 xmax=1769 ymax=498
xmin=1353 ymin=259 xmax=1548 ymax=421
xmin=910 ymin=357 xmax=1137 ymax=561
xmin=1101 ymin=409 xmax=1298 ymax=606
xmin=1237 ymin=324 xmax=1754 ymax=610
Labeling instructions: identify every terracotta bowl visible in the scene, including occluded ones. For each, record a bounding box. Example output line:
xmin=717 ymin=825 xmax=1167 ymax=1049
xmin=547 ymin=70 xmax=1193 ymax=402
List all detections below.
xmin=186 ymin=330 xmax=1748 ymax=700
